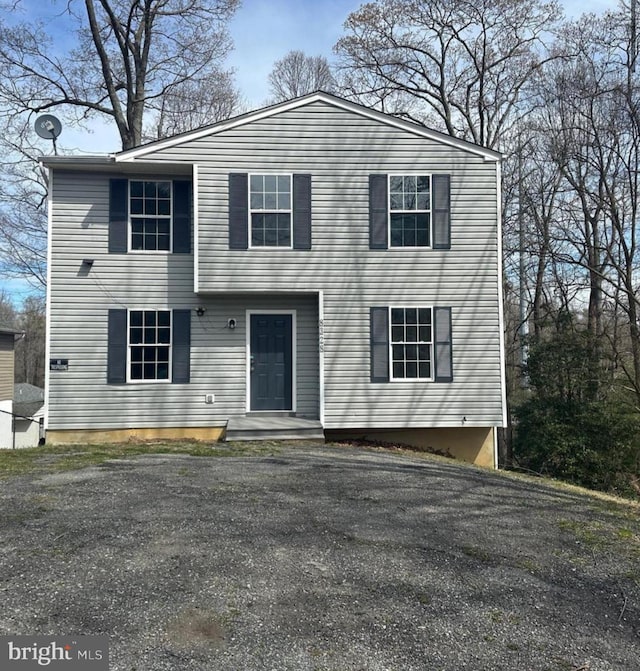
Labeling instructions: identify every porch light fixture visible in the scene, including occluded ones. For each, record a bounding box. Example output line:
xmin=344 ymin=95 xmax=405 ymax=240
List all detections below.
xmin=196 ymin=307 xmax=206 ymax=317
xmin=82 ymin=259 xmax=94 ymax=267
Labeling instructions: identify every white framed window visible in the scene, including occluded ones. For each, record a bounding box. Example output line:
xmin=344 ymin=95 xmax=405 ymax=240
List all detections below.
xmin=249 ymin=174 xmax=292 ymax=247
xmin=390 ymin=307 xmax=433 ymax=380
xmin=389 ymin=175 xmax=431 ymax=247
xmin=130 ymin=180 xmax=172 ymax=251
xmin=128 ymin=310 xmax=171 ymax=382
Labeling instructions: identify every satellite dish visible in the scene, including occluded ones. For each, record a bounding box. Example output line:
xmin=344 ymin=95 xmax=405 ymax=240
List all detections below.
xmin=35 ymin=114 xmax=62 ymax=139
xmin=34 ymin=114 xmax=62 ymax=155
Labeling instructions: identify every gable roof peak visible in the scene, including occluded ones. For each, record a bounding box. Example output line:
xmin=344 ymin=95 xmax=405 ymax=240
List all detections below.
xmin=116 ymin=90 xmax=500 ymax=162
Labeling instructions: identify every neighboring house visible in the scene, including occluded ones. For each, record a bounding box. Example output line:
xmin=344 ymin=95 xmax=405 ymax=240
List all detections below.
xmin=13 ymin=383 xmax=45 ymax=448
xmin=0 ymin=326 xmax=19 ymax=447
xmin=43 ymin=92 xmax=506 ymax=467
xmin=0 ymin=326 xmax=40 ymax=449
xmin=0 ymin=326 xmax=18 ymax=404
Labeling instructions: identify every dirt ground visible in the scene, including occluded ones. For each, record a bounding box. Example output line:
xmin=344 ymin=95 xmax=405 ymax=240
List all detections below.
xmin=1 ymin=444 xmax=639 ymax=670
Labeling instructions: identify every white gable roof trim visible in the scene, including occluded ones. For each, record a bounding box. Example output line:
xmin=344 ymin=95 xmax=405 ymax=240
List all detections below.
xmin=115 ymin=91 xmax=501 ymax=163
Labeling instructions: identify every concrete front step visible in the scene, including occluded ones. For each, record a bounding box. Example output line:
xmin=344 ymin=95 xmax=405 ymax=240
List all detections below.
xmin=225 ymin=428 xmax=325 ymax=442
xmin=225 ymin=416 xmax=324 ymax=442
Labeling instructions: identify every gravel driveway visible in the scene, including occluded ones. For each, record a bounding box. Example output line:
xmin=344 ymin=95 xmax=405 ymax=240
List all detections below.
xmin=1 ymin=444 xmax=639 ymax=670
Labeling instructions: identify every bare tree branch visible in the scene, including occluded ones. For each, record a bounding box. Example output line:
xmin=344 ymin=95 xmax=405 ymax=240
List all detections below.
xmin=334 ymin=0 xmax=563 ymax=150
xmin=268 ymin=51 xmax=336 ymax=103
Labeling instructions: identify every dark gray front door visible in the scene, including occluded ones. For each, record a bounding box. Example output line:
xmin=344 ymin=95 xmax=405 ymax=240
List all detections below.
xmin=250 ymin=314 xmax=293 ymax=411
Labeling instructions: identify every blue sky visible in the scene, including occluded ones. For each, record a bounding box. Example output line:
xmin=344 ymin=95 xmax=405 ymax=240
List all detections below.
xmin=227 ymin=0 xmax=360 ymax=108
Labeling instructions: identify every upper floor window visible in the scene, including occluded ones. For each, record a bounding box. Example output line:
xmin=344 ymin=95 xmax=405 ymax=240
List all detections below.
xmin=369 ymin=173 xmax=450 ymax=250
xmin=389 ymin=175 xmax=431 ymax=247
xmin=249 ymin=174 xmax=292 ymax=247
xmin=130 ymin=181 xmax=172 ymax=251
xmin=109 ymin=178 xmax=191 ymax=255
xmin=229 ymin=173 xmax=311 ymax=251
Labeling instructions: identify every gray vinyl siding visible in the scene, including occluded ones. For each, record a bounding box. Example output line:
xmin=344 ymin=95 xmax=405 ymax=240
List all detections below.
xmin=47 ymin=170 xmax=320 ymax=429
xmin=48 ymin=99 xmax=503 ymax=431
xmin=139 ymin=100 xmax=503 ymax=428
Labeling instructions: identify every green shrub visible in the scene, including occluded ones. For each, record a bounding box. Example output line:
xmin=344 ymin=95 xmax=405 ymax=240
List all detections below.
xmin=514 ymin=396 xmax=640 ymax=495
xmin=513 ymin=327 xmax=640 ymax=497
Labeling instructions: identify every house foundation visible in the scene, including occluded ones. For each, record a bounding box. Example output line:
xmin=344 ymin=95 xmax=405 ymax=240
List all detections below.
xmin=325 ymin=426 xmax=496 ymax=469
xmin=46 ymin=426 xmax=226 ymax=445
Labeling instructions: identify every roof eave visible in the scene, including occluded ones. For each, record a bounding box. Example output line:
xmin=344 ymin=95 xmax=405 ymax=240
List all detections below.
xmin=39 ymin=155 xmax=116 ymax=169
xmin=39 ymin=155 xmax=193 ymax=174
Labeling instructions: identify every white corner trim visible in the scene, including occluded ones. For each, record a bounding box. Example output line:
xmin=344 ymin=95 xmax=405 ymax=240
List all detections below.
xmin=495 ymin=160 xmax=509 ymax=428
xmin=193 ymin=164 xmax=199 ymax=294
xmin=318 ymin=291 xmax=325 ymax=426
xmin=43 ymin=164 xmax=53 ymax=431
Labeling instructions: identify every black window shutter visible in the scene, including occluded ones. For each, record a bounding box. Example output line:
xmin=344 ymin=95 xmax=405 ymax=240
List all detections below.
xmin=432 ymin=174 xmax=451 ymax=250
xmin=369 ymin=174 xmax=388 ymax=249
xmin=293 ymin=173 xmax=312 ymax=250
xmin=109 ymin=179 xmax=128 ymax=253
xmin=107 ymin=309 xmax=127 ymax=383
xmin=228 ymin=173 xmax=248 ymax=250
xmin=370 ymin=307 xmax=390 ymax=382
xmin=434 ymin=306 xmax=453 ymax=382
xmin=172 ymin=309 xmax=191 ymax=383
xmin=173 ymin=180 xmax=191 ymax=254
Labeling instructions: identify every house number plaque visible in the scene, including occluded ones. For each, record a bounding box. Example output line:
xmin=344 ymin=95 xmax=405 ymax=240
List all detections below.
xmin=49 ymin=358 xmax=69 ymax=371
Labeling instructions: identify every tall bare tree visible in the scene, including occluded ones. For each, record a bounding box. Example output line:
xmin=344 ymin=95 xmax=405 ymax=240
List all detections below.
xmin=507 ymin=3 xmax=640 ymax=403
xmin=0 ymin=290 xmax=17 ymax=327
xmin=0 ymin=117 xmax=48 ymax=288
xmin=0 ymin=0 xmax=241 ymax=150
xmin=268 ymin=50 xmax=336 ymax=102
xmin=147 ymin=69 xmax=244 ymax=141
xmin=335 ymin=0 xmax=563 ymax=150
xmin=14 ymin=295 xmax=45 ymax=388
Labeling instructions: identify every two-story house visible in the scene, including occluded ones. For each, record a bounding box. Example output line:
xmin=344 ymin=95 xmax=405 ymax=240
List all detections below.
xmin=43 ymin=92 xmax=506 ymax=467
